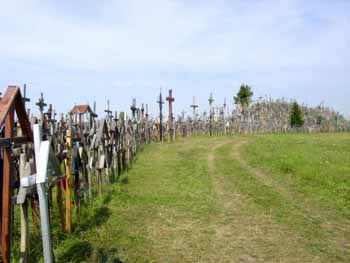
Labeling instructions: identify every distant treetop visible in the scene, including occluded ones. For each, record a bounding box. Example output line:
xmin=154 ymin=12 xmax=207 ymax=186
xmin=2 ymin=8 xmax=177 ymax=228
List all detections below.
xmin=234 ymin=84 xmax=253 ymax=106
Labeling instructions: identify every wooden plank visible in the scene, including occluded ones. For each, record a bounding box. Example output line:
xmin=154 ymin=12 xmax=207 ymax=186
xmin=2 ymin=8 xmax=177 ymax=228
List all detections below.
xmin=1 ymin=110 xmax=14 ymax=263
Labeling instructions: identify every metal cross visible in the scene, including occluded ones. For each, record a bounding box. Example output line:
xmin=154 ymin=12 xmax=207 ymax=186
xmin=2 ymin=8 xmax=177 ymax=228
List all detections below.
xmin=36 ymin=92 xmax=47 ymax=115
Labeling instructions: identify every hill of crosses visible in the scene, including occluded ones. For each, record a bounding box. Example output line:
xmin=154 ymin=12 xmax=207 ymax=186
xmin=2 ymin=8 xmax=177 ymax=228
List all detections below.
xmin=0 ymin=84 xmax=349 ymax=263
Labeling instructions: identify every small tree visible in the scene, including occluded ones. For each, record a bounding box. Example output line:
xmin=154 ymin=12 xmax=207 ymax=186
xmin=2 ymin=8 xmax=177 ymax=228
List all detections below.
xmin=290 ymin=101 xmax=304 ymax=128
xmin=234 ymin=83 xmax=253 ymax=107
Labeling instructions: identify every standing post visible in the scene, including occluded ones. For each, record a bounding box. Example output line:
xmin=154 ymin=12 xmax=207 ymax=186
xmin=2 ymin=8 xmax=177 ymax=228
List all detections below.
xmin=157 ymin=89 xmax=164 ymax=142
xmin=166 ymin=89 xmax=175 ymax=142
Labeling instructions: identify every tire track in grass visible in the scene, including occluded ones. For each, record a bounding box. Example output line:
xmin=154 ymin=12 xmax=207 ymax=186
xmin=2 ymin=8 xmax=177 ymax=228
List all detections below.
xmin=206 ymin=138 xmax=319 ymax=263
xmin=230 ymin=139 xmax=350 ymax=262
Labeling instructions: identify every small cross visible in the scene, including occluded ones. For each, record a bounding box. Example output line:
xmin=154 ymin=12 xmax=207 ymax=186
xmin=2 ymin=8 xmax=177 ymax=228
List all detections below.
xmin=92 ymin=101 xmax=98 ymax=118
xmin=130 ymin=98 xmax=137 ymax=119
xmin=36 ymin=92 xmax=47 ymax=114
xmin=208 ymin=93 xmax=214 ymax=107
xmin=190 ymin=96 xmax=198 ymax=119
xmin=105 ymin=100 xmax=113 ymax=119
xmin=114 ymin=111 xmax=119 ymax=123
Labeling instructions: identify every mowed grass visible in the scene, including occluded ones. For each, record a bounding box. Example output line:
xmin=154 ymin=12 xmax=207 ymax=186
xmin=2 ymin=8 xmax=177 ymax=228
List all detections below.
xmin=244 ymin=133 xmax=350 ymax=218
xmin=52 ymin=134 xmax=350 ymax=262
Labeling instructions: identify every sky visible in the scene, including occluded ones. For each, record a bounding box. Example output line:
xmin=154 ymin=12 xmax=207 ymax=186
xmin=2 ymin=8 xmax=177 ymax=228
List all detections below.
xmin=0 ymin=0 xmax=349 ymax=118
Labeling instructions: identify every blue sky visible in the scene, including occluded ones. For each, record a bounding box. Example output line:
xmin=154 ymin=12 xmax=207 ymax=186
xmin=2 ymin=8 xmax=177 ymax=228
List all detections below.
xmin=0 ymin=0 xmax=349 ymax=117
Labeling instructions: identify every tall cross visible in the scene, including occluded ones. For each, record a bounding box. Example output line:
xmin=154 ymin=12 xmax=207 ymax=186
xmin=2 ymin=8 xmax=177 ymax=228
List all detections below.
xmin=114 ymin=111 xmax=119 ymax=123
xmin=208 ymin=93 xmax=214 ymax=136
xmin=145 ymin=104 xmax=149 ymax=120
xmin=22 ymin=84 xmax=30 ymax=109
xmin=181 ymin=110 xmax=186 ymax=120
xmin=92 ymin=101 xmax=98 ymax=118
xmin=190 ymin=96 xmax=198 ymax=120
xmin=166 ymin=89 xmax=175 ymax=141
xmin=105 ymin=100 xmax=113 ymax=119
xmin=36 ymin=92 xmax=47 ymax=115
xmin=141 ymin=103 xmax=145 ymax=120
xmin=157 ymin=89 xmax=165 ymax=141
xmin=130 ymin=99 xmax=137 ymax=120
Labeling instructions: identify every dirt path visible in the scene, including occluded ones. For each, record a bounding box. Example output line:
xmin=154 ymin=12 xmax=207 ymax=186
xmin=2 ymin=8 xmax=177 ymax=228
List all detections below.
xmin=206 ymin=138 xmax=320 ymax=263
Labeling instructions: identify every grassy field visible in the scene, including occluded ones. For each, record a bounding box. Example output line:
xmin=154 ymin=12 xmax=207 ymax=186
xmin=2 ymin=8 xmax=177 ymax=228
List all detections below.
xmin=35 ymin=134 xmax=350 ymax=262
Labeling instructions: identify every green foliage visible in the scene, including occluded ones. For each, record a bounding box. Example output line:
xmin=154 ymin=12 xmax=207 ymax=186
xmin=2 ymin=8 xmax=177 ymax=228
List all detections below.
xmin=290 ymin=101 xmax=304 ymax=128
xmin=234 ymin=83 xmax=253 ymax=106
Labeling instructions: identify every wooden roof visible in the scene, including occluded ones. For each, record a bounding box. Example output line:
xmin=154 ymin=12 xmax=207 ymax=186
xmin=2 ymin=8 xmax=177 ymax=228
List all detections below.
xmin=70 ymin=105 xmax=93 ymax=114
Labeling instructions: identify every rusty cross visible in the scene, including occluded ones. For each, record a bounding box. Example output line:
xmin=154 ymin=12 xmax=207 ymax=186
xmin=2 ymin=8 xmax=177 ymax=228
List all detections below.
xmin=36 ymin=92 xmax=47 ymax=115
xmin=190 ymin=96 xmax=198 ymax=120
xmin=157 ymin=89 xmax=165 ymax=141
xmin=166 ymin=89 xmax=175 ymax=141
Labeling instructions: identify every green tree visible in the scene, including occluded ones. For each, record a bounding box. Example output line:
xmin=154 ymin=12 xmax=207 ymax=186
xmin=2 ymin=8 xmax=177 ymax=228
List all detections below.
xmin=290 ymin=101 xmax=304 ymax=128
xmin=234 ymin=84 xmax=253 ymax=107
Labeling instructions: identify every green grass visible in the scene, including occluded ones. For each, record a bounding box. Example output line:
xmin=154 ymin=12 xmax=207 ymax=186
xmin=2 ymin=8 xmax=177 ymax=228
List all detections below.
xmin=243 ymin=133 xmax=350 ymax=218
xmin=10 ymin=134 xmax=350 ymax=262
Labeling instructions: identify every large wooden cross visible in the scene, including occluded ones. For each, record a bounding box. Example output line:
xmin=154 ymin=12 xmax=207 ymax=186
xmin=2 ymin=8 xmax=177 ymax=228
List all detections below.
xmin=0 ymin=86 xmax=33 ymax=263
xmin=157 ymin=90 xmax=164 ymax=141
xmin=166 ymin=89 xmax=175 ymax=142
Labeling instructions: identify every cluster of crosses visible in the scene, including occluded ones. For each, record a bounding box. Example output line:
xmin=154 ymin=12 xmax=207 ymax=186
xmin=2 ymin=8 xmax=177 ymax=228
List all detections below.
xmin=0 ymin=84 xmax=349 ymax=263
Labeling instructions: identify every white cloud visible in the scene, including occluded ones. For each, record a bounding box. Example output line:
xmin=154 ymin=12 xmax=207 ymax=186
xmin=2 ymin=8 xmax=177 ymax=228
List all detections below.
xmin=0 ymin=0 xmax=347 ymax=72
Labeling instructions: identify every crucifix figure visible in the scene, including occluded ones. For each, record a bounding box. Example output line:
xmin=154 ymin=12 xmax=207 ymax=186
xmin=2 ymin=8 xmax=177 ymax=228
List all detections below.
xmin=36 ymin=92 xmax=47 ymax=123
xmin=157 ymin=89 xmax=165 ymax=142
xmin=166 ymin=89 xmax=175 ymax=142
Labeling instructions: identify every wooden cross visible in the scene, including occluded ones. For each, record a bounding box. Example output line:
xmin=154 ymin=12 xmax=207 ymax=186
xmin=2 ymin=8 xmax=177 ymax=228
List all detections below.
xmin=92 ymin=101 xmax=98 ymax=118
xmin=141 ymin=103 xmax=145 ymax=120
xmin=166 ymin=89 xmax=175 ymax=142
xmin=22 ymin=84 xmax=30 ymax=108
xmin=104 ymin=100 xmax=112 ymax=119
xmin=181 ymin=110 xmax=186 ymax=120
xmin=130 ymin=99 xmax=137 ymax=120
xmin=208 ymin=93 xmax=214 ymax=136
xmin=157 ymin=89 xmax=164 ymax=141
xmin=190 ymin=96 xmax=198 ymax=120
